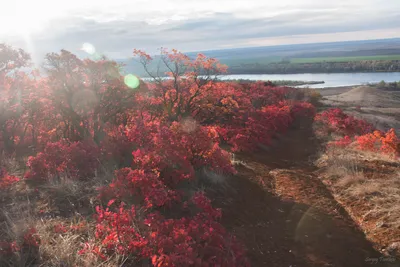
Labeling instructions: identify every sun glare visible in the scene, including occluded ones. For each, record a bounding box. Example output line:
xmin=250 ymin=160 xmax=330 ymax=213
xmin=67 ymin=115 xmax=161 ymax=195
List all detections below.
xmin=0 ymin=1 xmax=56 ymax=36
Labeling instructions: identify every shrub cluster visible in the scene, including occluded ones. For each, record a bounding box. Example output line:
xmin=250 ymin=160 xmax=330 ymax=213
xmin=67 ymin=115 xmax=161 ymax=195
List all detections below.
xmin=315 ymin=108 xmax=373 ymax=136
xmin=320 ymin=108 xmax=399 ymax=158
xmin=0 ymin=45 xmax=317 ymax=266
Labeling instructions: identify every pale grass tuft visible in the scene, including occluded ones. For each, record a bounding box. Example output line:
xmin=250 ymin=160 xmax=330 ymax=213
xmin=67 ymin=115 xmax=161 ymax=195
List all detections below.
xmin=335 ymin=172 xmax=365 ymax=188
xmin=231 ymin=153 xmax=254 ymax=170
xmin=347 ymin=180 xmax=382 ymax=197
xmin=324 ymin=148 xmax=361 ymax=179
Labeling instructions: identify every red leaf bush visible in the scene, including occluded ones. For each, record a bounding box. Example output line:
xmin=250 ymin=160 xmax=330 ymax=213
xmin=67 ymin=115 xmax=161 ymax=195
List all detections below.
xmin=0 ymin=45 xmax=325 ymax=265
xmin=99 ymin=168 xmax=179 ymax=209
xmin=315 ymin=108 xmax=373 ymax=136
xmin=288 ymin=101 xmax=316 ymax=122
xmin=215 ymin=100 xmax=315 ymax=152
xmin=100 ymin=125 xmax=134 ymax=168
xmin=0 ymin=169 xmax=19 ymax=189
xmin=24 ymin=140 xmax=100 ymax=181
xmin=198 ymin=83 xmax=315 ymax=152
xmin=319 ymin=108 xmax=399 ymax=158
xmin=356 ymin=129 xmax=399 ymax=157
xmin=126 ymin=118 xmax=235 ymax=186
xmin=23 ymin=227 xmax=40 ymax=247
xmin=0 ymin=227 xmax=40 ymax=264
xmin=82 ymin=193 xmax=249 ymax=266
xmin=0 ymin=241 xmax=20 ymax=255
xmin=216 ymin=104 xmax=293 ymax=152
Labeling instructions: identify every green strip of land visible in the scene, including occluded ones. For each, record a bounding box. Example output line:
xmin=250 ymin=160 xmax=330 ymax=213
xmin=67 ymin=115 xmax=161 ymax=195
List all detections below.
xmin=290 ymin=55 xmax=400 ymax=64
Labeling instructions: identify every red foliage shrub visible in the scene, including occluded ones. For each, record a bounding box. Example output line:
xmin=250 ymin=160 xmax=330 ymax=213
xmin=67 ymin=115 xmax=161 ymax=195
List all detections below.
xmin=244 ymin=82 xmax=294 ymax=108
xmin=319 ymin=109 xmax=398 ymax=157
xmin=356 ymin=131 xmax=382 ymax=152
xmin=216 ymin=104 xmax=293 ymax=151
xmin=288 ymin=101 xmax=316 ymax=121
xmin=24 ymin=153 xmax=48 ymax=182
xmin=356 ymin=129 xmax=399 ymax=157
xmin=100 ymin=125 xmax=134 ymax=167
xmin=133 ymin=74 xmax=315 ymax=153
xmin=66 ymin=141 xmax=100 ymax=178
xmin=315 ymin=108 xmax=374 ymax=136
xmin=189 ymin=82 xmax=316 ymax=152
xmin=1 ymin=45 xmax=329 ymax=265
xmin=82 ymin=193 xmax=249 ymax=266
xmin=0 ymin=241 xmax=20 ymax=255
xmin=99 ymin=168 xmax=179 ymax=209
xmin=0 ymin=46 xmax=258 ymax=265
xmin=0 ymin=169 xmax=19 ymax=189
xmin=23 ymin=228 xmax=40 ymax=247
xmin=24 ymin=140 xmax=100 ymax=181
xmin=127 ymin=118 xmax=235 ymax=186
xmin=381 ymin=129 xmax=399 ymax=156
xmin=133 ymin=49 xmax=228 ymax=122
xmin=0 ymin=227 xmax=40 ymax=265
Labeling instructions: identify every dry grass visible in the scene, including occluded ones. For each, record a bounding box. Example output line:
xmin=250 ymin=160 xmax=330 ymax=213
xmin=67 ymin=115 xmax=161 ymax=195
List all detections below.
xmin=0 ymin=159 xmax=124 ymax=267
xmin=335 ymin=172 xmax=365 ymax=188
xmin=319 ymin=144 xmax=400 ymax=254
xmin=0 ymin=210 xmax=123 ymax=267
xmin=35 ymin=219 xmax=125 ymax=267
xmin=321 ymin=147 xmax=362 ymax=180
xmin=348 ymin=181 xmax=382 ymax=197
xmin=231 ymin=153 xmax=254 ymax=170
xmin=354 ymin=173 xmax=400 ymax=228
xmin=0 ymin=152 xmax=27 ymax=177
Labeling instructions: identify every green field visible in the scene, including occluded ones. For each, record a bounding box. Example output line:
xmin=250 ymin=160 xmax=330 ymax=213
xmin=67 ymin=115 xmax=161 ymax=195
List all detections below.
xmin=290 ymin=55 xmax=400 ymax=64
xmin=220 ymin=56 xmax=283 ymax=66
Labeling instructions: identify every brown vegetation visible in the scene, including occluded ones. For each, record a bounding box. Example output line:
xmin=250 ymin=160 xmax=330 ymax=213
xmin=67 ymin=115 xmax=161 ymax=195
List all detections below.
xmin=317 ymin=145 xmax=400 ymax=258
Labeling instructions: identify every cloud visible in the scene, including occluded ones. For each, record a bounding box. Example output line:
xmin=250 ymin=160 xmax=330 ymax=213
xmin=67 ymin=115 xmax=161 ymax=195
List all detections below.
xmin=1 ymin=0 xmax=400 ymax=62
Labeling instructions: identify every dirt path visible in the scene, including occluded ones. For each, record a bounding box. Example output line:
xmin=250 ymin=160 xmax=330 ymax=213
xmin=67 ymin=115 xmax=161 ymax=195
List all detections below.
xmin=211 ymin=126 xmax=400 ymax=267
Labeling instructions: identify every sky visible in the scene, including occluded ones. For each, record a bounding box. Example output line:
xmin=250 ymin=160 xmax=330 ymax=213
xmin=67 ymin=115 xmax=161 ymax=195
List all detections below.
xmin=1 ymin=0 xmax=400 ymax=61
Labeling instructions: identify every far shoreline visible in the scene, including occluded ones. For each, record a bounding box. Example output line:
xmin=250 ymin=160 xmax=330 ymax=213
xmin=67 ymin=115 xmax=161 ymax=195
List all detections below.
xmin=314 ymin=85 xmax=359 ymax=96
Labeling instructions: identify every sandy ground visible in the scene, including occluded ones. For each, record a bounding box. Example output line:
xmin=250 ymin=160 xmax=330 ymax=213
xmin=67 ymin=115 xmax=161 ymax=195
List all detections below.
xmin=316 ymin=86 xmax=400 ymax=132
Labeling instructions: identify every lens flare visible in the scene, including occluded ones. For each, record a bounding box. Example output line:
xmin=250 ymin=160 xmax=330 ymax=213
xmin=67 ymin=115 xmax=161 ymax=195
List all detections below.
xmin=91 ymin=52 xmax=103 ymax=61
xmin=181 ymin=117 xmax=198 ymax=133
xmin=124 ymin=74 xmax=140 ymax=89
xmin=82 ymin=43 xmax=96 ymax=55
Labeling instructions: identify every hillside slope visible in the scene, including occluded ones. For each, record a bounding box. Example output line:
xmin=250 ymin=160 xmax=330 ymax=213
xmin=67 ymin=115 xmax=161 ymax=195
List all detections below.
xmin=321 ymin=86 xmax=400 ymax=131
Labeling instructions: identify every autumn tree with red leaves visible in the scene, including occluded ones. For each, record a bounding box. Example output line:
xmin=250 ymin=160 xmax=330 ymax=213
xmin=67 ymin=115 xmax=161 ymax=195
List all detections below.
xmin=0 ymin=44 xmax=34 ymax=153
xmin=43 ymin=50 xmax=137 ymax=143
xmin=134 ymin=48 xmax=228 ymax=121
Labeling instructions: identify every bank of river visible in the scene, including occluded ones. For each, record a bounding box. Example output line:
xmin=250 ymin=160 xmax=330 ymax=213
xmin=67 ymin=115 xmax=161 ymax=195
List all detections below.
xmin=219 ymin=72 xmax=400 ymax=88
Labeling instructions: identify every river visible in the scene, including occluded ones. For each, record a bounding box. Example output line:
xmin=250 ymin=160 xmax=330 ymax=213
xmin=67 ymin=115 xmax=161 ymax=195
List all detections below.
xmin=218 ymin=72 xmax=400 ymax=88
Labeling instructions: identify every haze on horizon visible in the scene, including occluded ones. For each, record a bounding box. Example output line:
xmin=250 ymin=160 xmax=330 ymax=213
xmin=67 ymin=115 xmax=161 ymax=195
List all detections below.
xmin=1 ymin=0 xmax=400 ymax=60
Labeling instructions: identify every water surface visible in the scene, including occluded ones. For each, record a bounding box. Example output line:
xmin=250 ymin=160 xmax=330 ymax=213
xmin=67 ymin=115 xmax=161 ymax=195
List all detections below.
xmin=219 ymin=73 xmax=400 ymax=88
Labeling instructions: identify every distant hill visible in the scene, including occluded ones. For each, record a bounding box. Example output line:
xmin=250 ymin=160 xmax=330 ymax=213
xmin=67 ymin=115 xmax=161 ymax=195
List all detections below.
xmin=185 ymin=38 xmax=400 ymax=59
xmin=119 ymin=38 xmax=400 ymax=77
